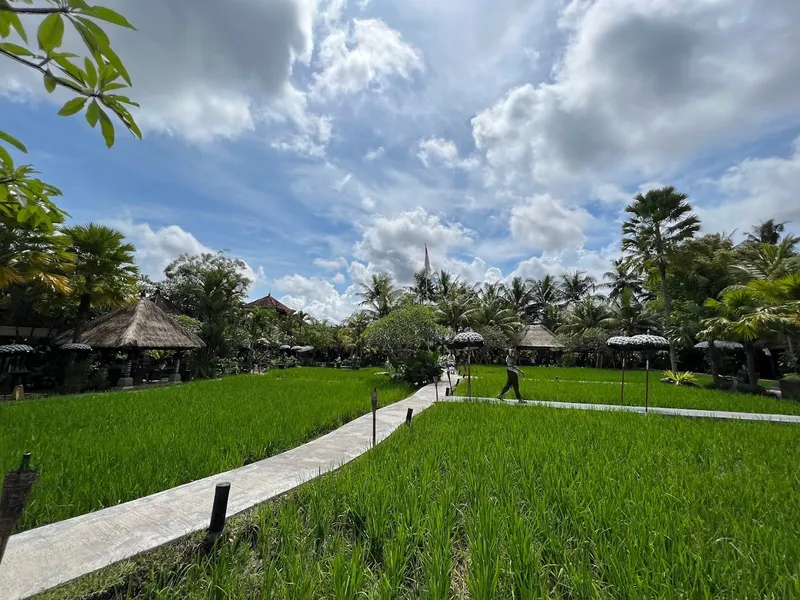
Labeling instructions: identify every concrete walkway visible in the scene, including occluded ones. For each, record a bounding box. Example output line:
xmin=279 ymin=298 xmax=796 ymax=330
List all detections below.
xmin=448 ymin=395 xmax=800 ymax=423
xmin=0 ymin=384 xmax=440 ymax=600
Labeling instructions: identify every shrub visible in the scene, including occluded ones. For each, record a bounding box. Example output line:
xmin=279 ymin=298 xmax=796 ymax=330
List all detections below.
xmin=662 ymin=370 xmax=697 ymax=386
xmin=398 ymin=350 xmax=440 ymax=386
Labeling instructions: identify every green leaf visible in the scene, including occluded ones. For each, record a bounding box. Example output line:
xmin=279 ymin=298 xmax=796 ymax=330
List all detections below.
xmin=0 ymin=5 xmax=28 ymax=43
xmin=85 ymin=99 xmax=100 ymax=127
xmin=0 ymin=42 xmax=34 ymax=56
xmin=99 ymin=43 xmax=130 ymax=86
xmin=98 ymin=108 xmax=115 ymax=148
xmin=37 ymin=13 xmax=65 ymax=51
xmin=43 ymin=73 xmax=57 ymax=93
xmin=0 ymin=144 xmax=13 ymax=169
xmin=73 ymin=17 xmax=110 ymax=48
xmin=0 ymin=15 xmax=9 ymax=39
xmin=0 ymin=130 xmax=28 ymax=153
xmin=102 ymin=82 xmax=127 ymax=92
xmin=52 ymin=54 xmax=86 ymax=85
xmin=83 ymin=56 xmax=97 ymax=88
xmin=81 ymin=6 xmax=135 ymax=29
xmin=58 ymin=96 xmax=88 ymax=116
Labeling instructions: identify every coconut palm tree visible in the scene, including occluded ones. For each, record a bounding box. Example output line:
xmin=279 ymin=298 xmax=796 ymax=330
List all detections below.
xmin=622 ymin=186 xmax=700 ymax=371
xmin=746 ymin=219 xmax=791 ymax=245
xmin=474 ymin=286 xmax=520 ymax=336
xmin=557 ymin=296 xmax=612 ymax=337
xmin=530 ymin=274 xmax=561 ymax=321
xmin=601 ymin=287 xmax=657 ymax=335
xmin=0 ymin=212 xmax=73 ymax=293
xmin=560 ymin=270 xmax=596 ymax=306
xmin=502 ymin=276 xmax=535 ymax=321
xmin=433 ymin=269 xmax=461 ymax=300
xmin=62 ymin=223 xmax=138 ymax=341
xmin=435 ymin=290 xmax=477 ymax=332
xmin=357 ymin=273 xmax=401 ymax=318
xmin=345 ymin=311 xmax=371 ymax=361
xmin=602 ymin=258 xmax=644 ymax=301
xmin=736 ymin=238 xmax=799 ymax=282
xmin=409 ymin=268 xmax=436 ymax=304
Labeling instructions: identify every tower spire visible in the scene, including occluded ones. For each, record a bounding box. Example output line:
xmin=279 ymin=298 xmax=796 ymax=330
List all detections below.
xmin=424 ymin=242 xmax=431 ymax=273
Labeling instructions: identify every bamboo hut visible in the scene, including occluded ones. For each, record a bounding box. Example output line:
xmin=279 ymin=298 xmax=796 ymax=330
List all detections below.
xmin=516 ymin=324 xmax=563 ymax=364
xmin=54 ymin=298 xmax=205 ymax=388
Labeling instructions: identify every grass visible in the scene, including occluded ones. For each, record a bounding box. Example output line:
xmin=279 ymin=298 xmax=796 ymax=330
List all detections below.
xmin=46 ymin=403 xmax=800 ymax=599
xmin=454 ymin=365 xmax=800 ymax=415
xmin=1 ymin=368 xmax=413 ymax=532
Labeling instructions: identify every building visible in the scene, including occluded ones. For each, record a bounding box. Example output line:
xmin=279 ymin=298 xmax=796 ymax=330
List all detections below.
xmin=245 ymin=294 xmax=293 ymax=314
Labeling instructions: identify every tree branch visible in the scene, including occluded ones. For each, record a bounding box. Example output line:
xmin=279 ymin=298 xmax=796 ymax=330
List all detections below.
xmin=0 ymin=47 xmax=87 ymax=97
xmin=0 ymin=6 xmax=70 ymax=15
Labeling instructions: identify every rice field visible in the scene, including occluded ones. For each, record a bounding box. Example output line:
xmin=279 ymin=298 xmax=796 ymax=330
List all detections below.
xmin=0 ymin=368 xmax=413 ymax=532
xmin=55 ymin=403 xmax=800 ymax=599
xmin=456 ymin=365 xmax=800 ymax=415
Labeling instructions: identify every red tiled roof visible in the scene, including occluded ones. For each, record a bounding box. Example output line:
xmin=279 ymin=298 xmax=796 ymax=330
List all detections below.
xmin=245 ymin=295 xmax=293 ymax=313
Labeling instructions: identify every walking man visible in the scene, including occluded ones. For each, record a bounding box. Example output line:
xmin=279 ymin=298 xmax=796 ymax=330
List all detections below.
xmin=498 ymin=348 xmax=525 ymax=401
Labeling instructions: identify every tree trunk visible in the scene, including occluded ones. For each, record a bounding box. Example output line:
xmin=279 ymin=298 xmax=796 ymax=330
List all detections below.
xmin=745 ymin=344 xmax=759 ymax=388
xmin=708 ymin=340 xmax=720 ymax=387
xmin=659 ymin=264 xmax=678 ymax=372
xmin=71 ymin=292 xmax=92 ymax=343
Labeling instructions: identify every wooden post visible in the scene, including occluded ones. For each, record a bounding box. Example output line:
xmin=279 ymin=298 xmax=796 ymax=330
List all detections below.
xmin=0 ymin=453 xmax=38 ymax=566
xmin=205 ymin=482 xmax=231 ymax=546
xmin=620 ymin=354 xmax=626 ymax=406
xmin=645 ymin=356 xmax=650 ymax=413
xmin=467 ymin=350 xmax=472 ymax=400
xmin=406 ymin=408 xmax=413 ymax=424
xmin=371 ymin=388 xmax=378 ymax=447
xmin=434 ymin=375 xmax=439 ymax=402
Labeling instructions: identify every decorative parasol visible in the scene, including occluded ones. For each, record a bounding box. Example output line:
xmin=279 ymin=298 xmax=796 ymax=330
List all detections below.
xmin=296 ymin=346 xmax=314 ymax=354
xmin=0 ymin=345 xmax=34 ymax=356
xmin=629 ymin=334 xmax=669 ymax=412
xmin=279 ymin=345 xmax=292 ymax=351
xmin=606 ymin=336 xmax=634 ymax=405
xmin=59 ymin=343 xmax=93 ymax=352
xmin=693 ymin=340 xmax=743 ymax=351
xmin=451 ymin=331 xmax=484 ymax=400
xmin=253 ymin=338 xmax=272 ymax=350
xmin=290 ymin=345 xmax=303 ymax=353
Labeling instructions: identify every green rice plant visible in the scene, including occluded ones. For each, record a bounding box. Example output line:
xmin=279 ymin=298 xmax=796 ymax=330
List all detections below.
xmin=0 ymin=368 xmax=413 ymax=531
xmin=467 ymin=365 xmax=800 ymax=414
xmin=48 ymin=402 xmax=800 ymax=600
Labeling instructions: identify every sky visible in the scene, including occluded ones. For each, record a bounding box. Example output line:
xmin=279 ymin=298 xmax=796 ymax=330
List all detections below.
xmin=2 ymin=0 xmax=800 ymax=323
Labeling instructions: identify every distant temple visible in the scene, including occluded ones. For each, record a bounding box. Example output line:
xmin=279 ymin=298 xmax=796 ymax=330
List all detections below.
xmin=245 ymin=294 xmax=293 ymax=314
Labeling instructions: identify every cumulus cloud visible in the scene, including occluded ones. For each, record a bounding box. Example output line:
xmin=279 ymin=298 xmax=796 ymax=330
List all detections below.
xmin=331 ymin=272 xmax=346 ymax=284
xmin=274 ymin=274 xmax=359 ymax=323
xmin=512 ymin=244 xmax=620 ymax=282
xmin=509 ymin=195 xmax=594 ymax=252
xmin=314 ymin=257 xmax=349 ymax=270
xmin=698 ymin=137 xmax=800 ymax=238
xmin=312 ymin=19 xmax=423 ymax=98
xmin=109 ymin=219 xmax=264 ymax=283
xmin=417 ymin=137 xmax=480 ymax=171
xmin=472 ymin=0 xmax=800 ymax=187
xmin=352 ymin=208 xmax=474 ymax=283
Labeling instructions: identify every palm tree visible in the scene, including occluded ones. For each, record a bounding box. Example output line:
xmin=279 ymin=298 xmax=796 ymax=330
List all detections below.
xmin=435 ymin=290 xmax=477 ymax=332
xmin=502 ymin=276 xmax=535 ymax=321
xmin=602 ymin=258 xmax=643 ymax=301
xmin=736 ymin=238 xmax=799 ymax=281
xmin=433 ymin=269 xmax=461 ymax=300
xmin=557 ymin=297 xmax=612 ymax=337
xmin=0 ymin=213 xmax=73 ymax=293
xmin=474 ymin=286 xmax=520 ymax=336
xmin=601 ymin=287 xmax=657 ymax=336
xmin=622 ymin=186 xmax=700 ymax=371
xmin=530 ymin=274 xmax=561 ymax=321
xmin=409 ymin=268 xmax=436 ymax=304
xmin=357 ymin=273 xmax=401 ymax=318
xmin=345 ymin=311 xmax=371 ymax=361
xmin=560 ymin=270 xmax=596 ymax=306
xmin=62 ymin=223 xmax=138 ymax=341
xmin=746 ymin=219 xmax=791 ymax=245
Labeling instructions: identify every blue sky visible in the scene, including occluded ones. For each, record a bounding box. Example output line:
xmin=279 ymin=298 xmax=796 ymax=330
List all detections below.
xmin=2 ymin=0 xmax=799 ymax=322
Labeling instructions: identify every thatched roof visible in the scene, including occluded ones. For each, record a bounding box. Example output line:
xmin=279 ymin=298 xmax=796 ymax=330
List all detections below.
xmin=517 ymin=324 xmax=563 ymax=349
xmin=54 ymin=298 xmax=205 ymax=350
xmin=245 ymin=294 xmax=293 ymax=314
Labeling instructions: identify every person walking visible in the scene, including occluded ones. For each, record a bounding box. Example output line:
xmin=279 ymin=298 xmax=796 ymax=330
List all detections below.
xmin=498 ymin=348 xmax=525 ymax=401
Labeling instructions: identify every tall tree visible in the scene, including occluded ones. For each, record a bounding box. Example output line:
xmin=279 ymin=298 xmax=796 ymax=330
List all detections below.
xmin=1 ymin=1 xmax=140 ymax=228
xmin=435 ymin=290 xmax=477 ymax=332
xmin=474 ymin=286 xmax=520 ymax=337
xmin=622 ymin=186 xmax=700 ymax=371
xmin=531 ymin=274 xmax=561 ymax=321
xmin=409 ymin=268 xmax=436 ymax=304
xmin=345 ymin=311 xmax=371 ymax=361
xmin=560 ymin=270 xmax=596 ymax=306
xmin=502 ymin=276 xmax=535 ymax=321
xmin=602 ymin=287 xmax=657 ymax=336
xmin=357 ymin=273 xmax=401 ymax=318
xmin=62 ymin=223 xmax=138 ymax=340
xmin=736 ymin=238 xmax=799 ymax=282
xmin=557 ymin=297 xmax=612 ymax=337
xmin=746 ymin=219 xmax=790 ymax=245
xmin=602 ymin=258 xmax=643 ymax=301
xmin=433 ymin=269 xmax=461 ymax=300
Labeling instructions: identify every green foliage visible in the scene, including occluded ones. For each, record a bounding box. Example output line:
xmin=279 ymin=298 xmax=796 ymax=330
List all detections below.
xmin=364 ymin=305 xmax=442 ymax=365
xmin=0 ymin=368 xmax=413 ymax=531
xmin=662 ymin=370 xmax=698 ymax=386
xmin=782 ymin=373 xmax=800 ymax=382
xmin=397 ymin=349 xmax=440 ymax=386
xmin=75 ymin=404 xmax=800 ymax=598
xmin=0 ymin=0 xmax=140 ymax=228
xmin=475 ymin=324 xmax=513 ymax=363
xmin=294 ymin=319 xmax=335 ymax=351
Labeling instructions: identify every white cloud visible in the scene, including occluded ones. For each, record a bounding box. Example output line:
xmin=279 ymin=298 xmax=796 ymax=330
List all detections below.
xmin=353 ymin=208 xmax=474 ymax=283
xmin=312 ymin=19 xmax=423 ymax=98
xmin=417 ymin=137 xmax=480 ymax=171
xmin=471 ymin=0 xmax=800 ymax=188
xmin=314 ymin=257 xmax=349 ymax=270
xmin=333 ymin=173 xmax=353 ymax=191
xmin=364 ymin=146 xmax=386 ymax=161
xmin=274 ymin=274 xmax=358 ymax=322
xmin=331 ymin=272 xmax=346 ymax=284
xmin=698 ymin=137 xmax=800 ymax=238
xmin=509 ymin=194 xmax=594 ymax=252
xmin=512 ymin=244 xmax=619 ymax=282
xmin=108 ymin=218 xmax=264 ymax=284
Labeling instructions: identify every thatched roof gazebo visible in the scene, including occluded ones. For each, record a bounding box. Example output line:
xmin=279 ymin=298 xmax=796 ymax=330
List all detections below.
xmin=55 ymin=298 xmax=204 ymax=350
xmin=54 ymin=298 xmax=205 ymax=388
xmin=517 ymin=325 xmax=562 ymax=351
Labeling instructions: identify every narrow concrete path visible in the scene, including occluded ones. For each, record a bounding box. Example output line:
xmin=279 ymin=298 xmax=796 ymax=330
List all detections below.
xmin=0 ymin=384 xmax=440 ymax=600
xmin=448 ymin=395 xmax=800 ymax=423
